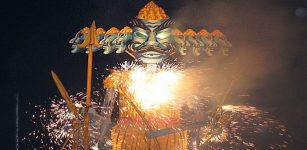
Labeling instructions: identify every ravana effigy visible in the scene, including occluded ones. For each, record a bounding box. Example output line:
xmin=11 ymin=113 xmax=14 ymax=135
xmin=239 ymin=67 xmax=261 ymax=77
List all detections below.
xmin=52 ymin=1 xmax=233 ymax=150
xmin=47 ymin=1 xmax=292 ymax=150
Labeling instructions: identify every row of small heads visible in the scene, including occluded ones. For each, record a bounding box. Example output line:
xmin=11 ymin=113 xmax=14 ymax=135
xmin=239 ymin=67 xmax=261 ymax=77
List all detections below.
xmin=79 ymin=26 xmax=226 ymax=37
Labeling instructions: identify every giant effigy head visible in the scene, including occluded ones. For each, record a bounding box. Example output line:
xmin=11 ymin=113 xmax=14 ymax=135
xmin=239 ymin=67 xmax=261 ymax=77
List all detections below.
xmin=69 ymin=1 xmax=231 ymax=64
xmin=128 ymin=1 xmax=174 ymax=64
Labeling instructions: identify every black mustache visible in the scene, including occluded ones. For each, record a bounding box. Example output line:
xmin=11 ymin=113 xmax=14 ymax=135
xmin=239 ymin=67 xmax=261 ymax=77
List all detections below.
xmin=127 ymin=44 xmax=176 ymax=56
xmin=137 ymin=44 xmax=175 ymax=54
xmin=138 ymin=46 xmax=164 ymax=52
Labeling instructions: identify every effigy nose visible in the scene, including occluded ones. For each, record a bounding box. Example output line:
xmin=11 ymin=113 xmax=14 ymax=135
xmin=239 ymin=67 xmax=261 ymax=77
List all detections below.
xmin=148 ymin=31 xmax=157 ymax=45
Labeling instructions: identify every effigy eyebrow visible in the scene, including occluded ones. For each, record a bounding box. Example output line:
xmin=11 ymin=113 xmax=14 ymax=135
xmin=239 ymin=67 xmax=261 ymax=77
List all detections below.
xmin=154 ymin=19 xmax=175 ymax=32
xmin=129 ymin=19 xmax=150 ymax=31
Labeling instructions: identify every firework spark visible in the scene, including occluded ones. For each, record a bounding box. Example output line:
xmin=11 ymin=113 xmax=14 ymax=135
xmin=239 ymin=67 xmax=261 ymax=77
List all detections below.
xmin=23 ymin=91 xmax=105 ymax=149
xmin=23 ymin=62 xmax=291 ymax=150
xmin=198 ymin=105 xmax=291 ymax=150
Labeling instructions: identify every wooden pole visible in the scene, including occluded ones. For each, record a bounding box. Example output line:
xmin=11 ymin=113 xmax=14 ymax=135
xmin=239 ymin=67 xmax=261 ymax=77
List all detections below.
xmin=83 ymin=44 xmax=92 ymax=150
xmin=79 ymin=21 xmax=98 ymax=150
xmin=51 ymin=71 xmax=79 ymax=149
xmin=51 ymin=71 xmax=77 ymax=115
xmin=72 ymin=119 xmax=80 ymax=150
xmin=52 ymin=20 xmax=98 ymax=149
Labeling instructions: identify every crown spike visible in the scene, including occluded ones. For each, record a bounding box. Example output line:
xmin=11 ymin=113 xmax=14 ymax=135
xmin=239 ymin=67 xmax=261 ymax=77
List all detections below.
xmin=211 ymin=30 xmax=225 ymax=37
xmin=183 ymin=29 xmax=197 ymax=36
xmin=96 ymin=28 xmax=106 ymax=34
xmin=172 ymin=29 xmax=183 ymax=36
xmin=119 ymin=26 xmax=133 ymax=33
xmin=106 ymin=27 xmax=120 ymax=34
xmin=198 ymin=29 xmax=210 ymax=36
xmin=137 ymin=1 xmax=169 ymax=20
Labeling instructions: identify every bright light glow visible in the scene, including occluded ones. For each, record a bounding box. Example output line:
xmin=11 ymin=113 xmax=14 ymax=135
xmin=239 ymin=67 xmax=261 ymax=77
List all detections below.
xmin=128 ymin=67 xmax=182 ymax=110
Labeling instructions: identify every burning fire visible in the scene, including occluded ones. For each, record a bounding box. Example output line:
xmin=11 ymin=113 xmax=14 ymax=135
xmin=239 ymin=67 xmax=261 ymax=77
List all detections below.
xmin=128 ymin=66 xmax=183 ymax=109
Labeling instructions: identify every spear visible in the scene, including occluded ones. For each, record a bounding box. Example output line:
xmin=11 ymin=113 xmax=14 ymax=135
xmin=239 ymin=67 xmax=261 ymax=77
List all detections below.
xmin=77 ymin=21 xmax=99 ymax=150
xmin=51 ymin=71 xmax=77 ymax=116
xmin=51 ymin=70 xmax=79 ymax=150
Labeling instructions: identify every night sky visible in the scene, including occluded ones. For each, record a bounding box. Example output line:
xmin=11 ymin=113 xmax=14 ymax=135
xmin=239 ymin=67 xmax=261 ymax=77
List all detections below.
xmin=2 ymin=0 xmax=307 ymax=149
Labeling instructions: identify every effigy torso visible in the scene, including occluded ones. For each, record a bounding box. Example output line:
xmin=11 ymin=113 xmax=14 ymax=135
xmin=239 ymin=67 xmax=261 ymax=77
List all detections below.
xmin=104 ymin=68 xmax=188 ymax=150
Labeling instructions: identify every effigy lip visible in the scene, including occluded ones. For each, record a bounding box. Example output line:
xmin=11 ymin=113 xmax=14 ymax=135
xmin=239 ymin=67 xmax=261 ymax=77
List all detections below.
xmin=139 ymin=51 xmax=165 ymax=58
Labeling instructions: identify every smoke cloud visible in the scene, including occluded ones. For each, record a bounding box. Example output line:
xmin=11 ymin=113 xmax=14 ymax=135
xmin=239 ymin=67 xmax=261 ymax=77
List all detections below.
xmin=170 ymin=0 xmax=307 ymax=148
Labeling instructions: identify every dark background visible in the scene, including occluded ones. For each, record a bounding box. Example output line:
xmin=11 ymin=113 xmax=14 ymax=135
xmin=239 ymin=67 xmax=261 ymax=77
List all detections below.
xmin=1 ymin=0 xmax=307 ymax=149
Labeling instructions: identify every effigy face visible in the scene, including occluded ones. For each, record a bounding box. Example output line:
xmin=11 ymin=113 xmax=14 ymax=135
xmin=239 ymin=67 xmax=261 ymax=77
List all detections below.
xmin=200 ymin=35 xmax=218 ymax=56
xmin=101 ymin=27 xmax=120 ymax=54
xmin=69 ymin=27 xmax=89 ymax=53
xmin=171 ymin=29 xmax=188 ymax=55
xmin=212 ymin=30 xmax=232 ymax=56
xmin=214 ymin=36 xmax=232 ymax=56
xmin=115 ymin=27 xmax=133 ymax=53
xmin=129 ymin=19 xmax=173 ymax=64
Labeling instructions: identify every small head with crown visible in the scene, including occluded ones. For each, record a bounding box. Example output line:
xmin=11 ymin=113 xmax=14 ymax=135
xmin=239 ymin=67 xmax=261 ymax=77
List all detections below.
xmin=128 ymin=1 xmax=175 ymax=64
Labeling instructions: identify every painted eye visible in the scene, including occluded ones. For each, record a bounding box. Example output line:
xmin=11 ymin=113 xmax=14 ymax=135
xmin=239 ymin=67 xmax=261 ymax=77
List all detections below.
xmin=134 ymin=31 xmax=148 ymax=38
xmin=156 ymin=32 xmax=170 ymax=39
xmin=98 ymin=35 xmax=105 ymax=41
